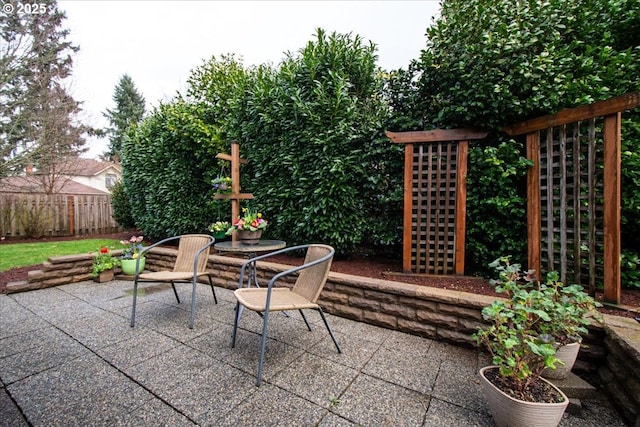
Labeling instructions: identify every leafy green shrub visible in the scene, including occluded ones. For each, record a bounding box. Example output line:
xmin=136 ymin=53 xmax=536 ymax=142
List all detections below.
xmin=122 ymin=100 xmax=217 ymax=239
xmin=240 ymin=29 xmax=403 ymax=254
xmin=465 ymin=139 xmax=533 ymax=274
xmin=109 ymin=180 xmax=135 ymax=228
xmin=19 ymin=199 xmax=50 ymax=238
xmin=122 ymin=56 xmax=249 ymax=240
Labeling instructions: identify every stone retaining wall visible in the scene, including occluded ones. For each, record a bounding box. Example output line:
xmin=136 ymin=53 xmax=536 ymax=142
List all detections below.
xmin=5 ymin=248 xmax=639 ymax=425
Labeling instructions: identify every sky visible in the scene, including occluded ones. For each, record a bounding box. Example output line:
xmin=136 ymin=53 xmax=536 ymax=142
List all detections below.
xmin=57 ymin=1 xmax=441 ymax=159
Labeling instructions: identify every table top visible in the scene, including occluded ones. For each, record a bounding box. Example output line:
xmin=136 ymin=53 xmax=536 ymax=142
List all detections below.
xmin=214 ymin=239 xmax=286 ymax=253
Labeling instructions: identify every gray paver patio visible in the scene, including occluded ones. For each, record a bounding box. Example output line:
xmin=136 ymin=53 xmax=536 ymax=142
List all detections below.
xmin=0 ymin=279 xmax=629 ymax=426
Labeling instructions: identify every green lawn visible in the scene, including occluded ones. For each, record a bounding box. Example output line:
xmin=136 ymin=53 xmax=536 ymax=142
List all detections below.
xmin=0 ymin=239 xmax=124 ymax=271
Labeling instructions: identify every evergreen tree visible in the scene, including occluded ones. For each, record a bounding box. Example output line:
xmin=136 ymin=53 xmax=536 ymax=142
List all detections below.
xmin=103 ymin=74 xmax=145 ymax=160
xmin=0 ymin=0 xmax=87 ymax=179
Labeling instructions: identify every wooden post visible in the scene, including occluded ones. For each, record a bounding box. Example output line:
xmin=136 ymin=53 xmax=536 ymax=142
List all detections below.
xmin=67 ymin=195 xmax=75 ymax=236
xmin=215 ymin=141 xmax=254 ymax=242
xmin=526 ymin=131 xmax=541 ymax=277
xmin=230 ymin=141 xmax=241 ymax=225
xmin=603 ymin=113 xmax=621 ymax=304
xmin=454 ymin=141 xmax=468 ymax=275
xmin=402 ymin=144 xmax=414 ymax=274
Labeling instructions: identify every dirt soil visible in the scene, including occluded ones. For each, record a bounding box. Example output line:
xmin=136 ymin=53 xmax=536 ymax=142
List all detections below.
xmin=1 ymin=232 xmax=638 ymax=319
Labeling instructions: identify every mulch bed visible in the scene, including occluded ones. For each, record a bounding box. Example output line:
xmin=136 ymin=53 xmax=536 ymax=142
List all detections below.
xmin=1 ymin=232 xmax=638 ymax=319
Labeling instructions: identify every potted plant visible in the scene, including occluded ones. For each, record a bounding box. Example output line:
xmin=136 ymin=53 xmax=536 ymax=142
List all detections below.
xmin=535 ymin=270 xmax=602 ymax=379
xmin=120 ymin=235 xmax=145 ymax=275
xmin=473 ymin=257 xmax=570 ymax=427
xmin=208 ymin=221 xmax=230 ymax=240
xmin=226 ymin=207 xmax=268 ymax=245
xmin=212 ymin=176 xmax=232 ymax=194
xmin=91 ymin=246 xmax=120 ymax=282
xmin=486 ymin=257 xmax=602 ymax=380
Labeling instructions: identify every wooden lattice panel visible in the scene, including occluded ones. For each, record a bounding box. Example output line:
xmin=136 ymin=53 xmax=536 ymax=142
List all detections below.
xmin=410 ymin=143 xmax=458 ymax=274
xmin=504 ymin=92 xmax=640 ymax=303
xmin=387 ymin=129 xmax=488 ymax=276
xmin=537 ymin=120 xmax=605 ymax=292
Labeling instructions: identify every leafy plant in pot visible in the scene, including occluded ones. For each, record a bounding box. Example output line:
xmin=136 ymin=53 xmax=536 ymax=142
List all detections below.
xmin=226 ymin=207 xmax=268 ymax=245
xmin=535 ymin=270 xmax=602 ymax=379
xmin=486 ymin=257 xmax=602 ymax=380
xmin=92 ymin=246 xmax=120 ymax=281
xmin=120 ymin=235 xmax=146 ymax=275
xmin=473 ymin=257 xmax=570 ymax=427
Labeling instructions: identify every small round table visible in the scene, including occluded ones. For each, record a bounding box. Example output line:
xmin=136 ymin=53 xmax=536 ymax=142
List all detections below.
xmin=214 ymin=239 xmax=286 ymax=288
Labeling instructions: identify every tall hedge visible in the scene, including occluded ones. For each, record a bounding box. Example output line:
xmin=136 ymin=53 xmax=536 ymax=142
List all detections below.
xmin=121 ymin=56 xmax=249 ymax=239
xmin=407 ymin=0 xmax=640 ymax=274
xmin=240 ymin=29 xmax=403 ymax=254
xmin=121 ymin=100 xmax=216 ymax=239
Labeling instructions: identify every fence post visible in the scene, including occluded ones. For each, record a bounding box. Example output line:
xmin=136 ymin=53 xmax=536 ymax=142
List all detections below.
xmin=67 ymin=195 xmax=75 ymax=236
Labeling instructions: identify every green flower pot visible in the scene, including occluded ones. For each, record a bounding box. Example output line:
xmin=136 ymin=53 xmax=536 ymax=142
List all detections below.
xmin=121 ymin=257 xmax=145 ymax=275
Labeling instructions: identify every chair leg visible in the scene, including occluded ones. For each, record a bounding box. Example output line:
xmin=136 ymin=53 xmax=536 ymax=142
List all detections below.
xmin=231 ymin=301 xmax=242 ymax=348
xmin=189 ymin=276 xmax=197 ymax=329
xmin=207 ymin=274 xmax=217 ymax=304
xmin=317 ymin=308 xmax=342 ymax=354
xmin=171 ymin=281 xmax=181 ymax=303
xmin=130 ymin=277 xmax=139 ymax=327
xmin=256 ymin=308 xmax=271 ymax=387
xmin=299 ymin=310 xmax=312 ymax=331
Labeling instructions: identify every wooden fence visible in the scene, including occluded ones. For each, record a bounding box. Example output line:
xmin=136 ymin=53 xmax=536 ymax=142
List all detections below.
xmin=0 ymin=193 xmax=122 ymax=238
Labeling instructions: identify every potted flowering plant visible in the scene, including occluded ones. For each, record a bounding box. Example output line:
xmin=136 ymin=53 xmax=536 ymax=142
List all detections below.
xmin=226 ymin=207 xmax=268 ymax=244
xmin=92 ymin=246 xmax=120 ymax=281
xmin=208 ymin=221 xmax=231 ymax=239
xmin=120 ymin=235 xmax=145 ymax=275
xmin=212 ymin=176 xmax=232 ymax=194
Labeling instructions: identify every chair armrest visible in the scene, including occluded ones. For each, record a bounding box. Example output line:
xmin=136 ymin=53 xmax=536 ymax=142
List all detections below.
xmin=238 ymin=244 xmax=311 ymax=285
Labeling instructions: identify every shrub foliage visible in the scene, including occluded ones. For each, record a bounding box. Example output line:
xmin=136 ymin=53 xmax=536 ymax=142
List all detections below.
xmin=120 ymin=2 xmax=640 ymax=286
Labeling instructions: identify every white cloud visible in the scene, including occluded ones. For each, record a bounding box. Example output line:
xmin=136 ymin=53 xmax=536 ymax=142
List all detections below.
xmin=58 ymin=0 xmax=440 ymax=158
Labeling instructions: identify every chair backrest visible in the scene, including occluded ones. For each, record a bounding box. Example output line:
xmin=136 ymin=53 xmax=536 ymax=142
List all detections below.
xmin=173 ymin=234 xmax=214 ymax=273
xmin=291 ymin=244 xmax=334 ymax=303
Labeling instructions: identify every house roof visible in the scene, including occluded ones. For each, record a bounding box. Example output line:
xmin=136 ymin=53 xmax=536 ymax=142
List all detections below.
xmin=0 ymin=176 xmax=108 ymax=195
xmin=75 ymin=158 xmax=121 ymax=176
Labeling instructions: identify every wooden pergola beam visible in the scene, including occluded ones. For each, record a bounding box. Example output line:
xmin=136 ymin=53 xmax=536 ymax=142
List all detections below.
xmin=386 ymin=129 xmax=489 ymax=143
xmin=503 ymin=92 xmax=640 ymax=136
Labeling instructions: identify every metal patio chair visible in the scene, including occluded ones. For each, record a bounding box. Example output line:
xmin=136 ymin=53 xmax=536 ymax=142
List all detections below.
xmin=230 ymin=244 xmax=342 ymax=386
xmin=130 ymin=234 xmax=217 ymax=329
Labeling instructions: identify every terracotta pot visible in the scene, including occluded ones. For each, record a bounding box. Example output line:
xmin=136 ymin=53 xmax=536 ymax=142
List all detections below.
xmin=121 ymin=257 xmax=146 ymax=275
xmin=237 ymin=230 xmax=262 ymax=245
xmin=479 ymin=366 xmax=569 ymax=427
xmin=542 ymin=342 xmax=581 ymax=379
xmin=94 ymin=270 xmax=114 ymax=283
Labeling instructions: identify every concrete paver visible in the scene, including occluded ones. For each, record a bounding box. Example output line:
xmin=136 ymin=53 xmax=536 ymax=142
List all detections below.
xmin=0 ymin=280 xmax=629 ymax=426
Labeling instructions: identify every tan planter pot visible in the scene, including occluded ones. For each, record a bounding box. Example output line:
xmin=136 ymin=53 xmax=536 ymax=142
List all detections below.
xmin=480 ymin=366 xmax=569 ymax=427
xmin=542 ymin=342 xmax=581 ymax=380
xmin=94 ymin=270 xmax=114 ymax=283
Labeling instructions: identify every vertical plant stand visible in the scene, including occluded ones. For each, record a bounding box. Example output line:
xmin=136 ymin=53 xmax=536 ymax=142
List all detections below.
xmin=214 ymin=141 xmax=253 ymax=242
